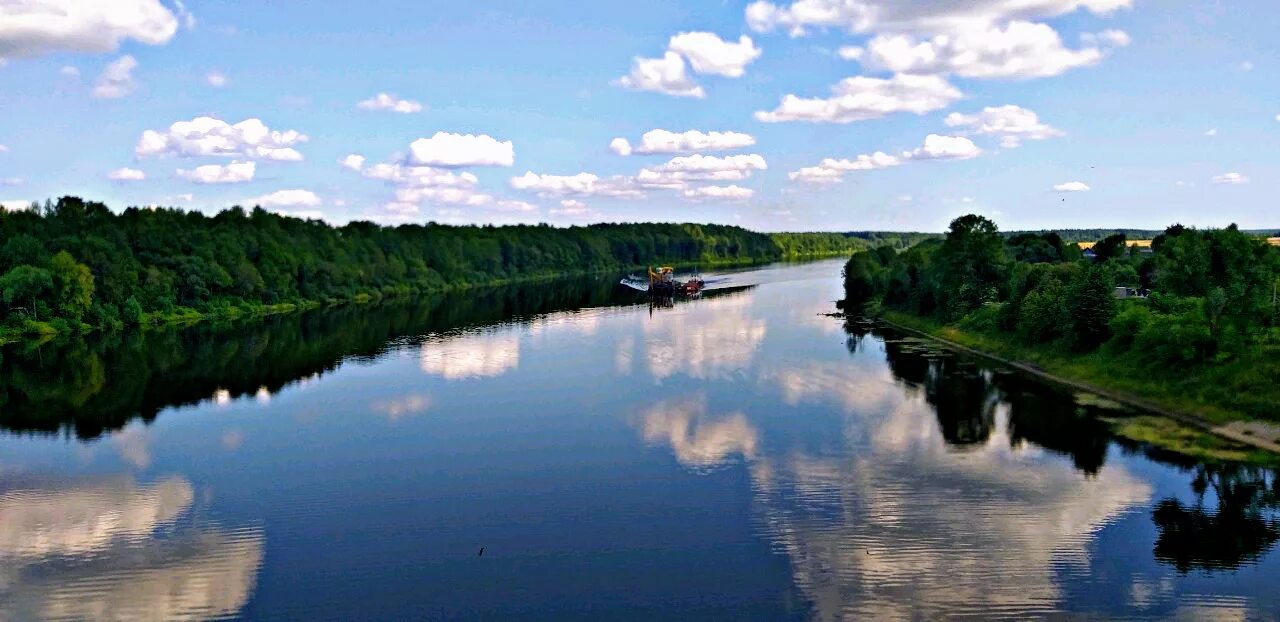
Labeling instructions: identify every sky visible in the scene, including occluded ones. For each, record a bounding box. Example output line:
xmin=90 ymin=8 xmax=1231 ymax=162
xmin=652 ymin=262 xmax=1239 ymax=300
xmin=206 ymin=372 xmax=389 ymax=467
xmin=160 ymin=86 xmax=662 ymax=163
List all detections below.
xmin=0 ymin=0 xmax=1277 ymax=232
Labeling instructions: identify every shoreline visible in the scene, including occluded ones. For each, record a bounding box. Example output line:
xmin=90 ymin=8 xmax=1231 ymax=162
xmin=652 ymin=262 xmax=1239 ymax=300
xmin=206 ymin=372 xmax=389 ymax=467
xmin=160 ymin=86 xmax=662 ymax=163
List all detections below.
xmin=0 ymin=253 xmax=848 ymax=346
xmin=875 ymin=313 xmax=1280 ymax=457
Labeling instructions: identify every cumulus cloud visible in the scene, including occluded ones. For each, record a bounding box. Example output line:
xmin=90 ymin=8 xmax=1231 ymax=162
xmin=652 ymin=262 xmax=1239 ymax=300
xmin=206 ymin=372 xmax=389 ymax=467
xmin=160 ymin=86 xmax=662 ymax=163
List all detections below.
xmin=356 ymin=92 xmax=424 ymax=114
xmin=206 ymin=71 xmax=228 ymax=87
xmin=510 ymin=172 xmax=644 ymax=199
xmin=363 ymin=163 xmax=479 ymax=188
xmin=92 ymin=55 xmax=138 ymax=98
xmin=615 ymin=51 xmax=706 ymax=98
xmin=755 ymin=73 xmax=962 ymax=123
xmin=745 ymin=0 xmax=1132 ymax=36
xmin=790 ymin=136 xmax=975 ymax=184
xmin=1 ymin=200 xmax=32 ymax=211
xmin=667 ymin=32 xmax=762 ymax=78
xmin=58 ymin=65 xmax=79 ymax=77
xmin=1212 ymin=172 xmax=1248 ymax=185
xmin=178 ymin=160 xmax=256 ymax=184
xmin=789 ymin=151 xmax=903 ymax=183
xmin=683 ymin=185 xmax=755 ymax=201
xmin=247 ymin=189 xmax=321 ymax=208
xmin=408 ymin=132 xmax=513 ymax=167
xmin=904 ymin=134 xmax=982 ymax=160
xmin=944 ymin=105 xmax=1064 ymax=147
xmin=846 ymin=22 xmax=1117 ymax=80
xmin=0 ymin=0 xmax=179 ymax=60
xmin=610 ymin=129 xmax=756 ymax=155
xmin=1053 ymin=181 xmax=1091 ymax=192
xmin=108 ymin=167 xmax=146 ymax=181
xmin=340 ymin=154 xmax=365 ymax=172
xmin=136 ymin=117 xmax=308 ymax=161
xmin=788 ymin=166 xmax=845 ymax=184
xmin=609 ymin=138 xmax=633 ymax=156
xmin=1204 ymin=128 xmax=1217 ymax=137
xmin=0 ymin=144 xmax=8 ymax=152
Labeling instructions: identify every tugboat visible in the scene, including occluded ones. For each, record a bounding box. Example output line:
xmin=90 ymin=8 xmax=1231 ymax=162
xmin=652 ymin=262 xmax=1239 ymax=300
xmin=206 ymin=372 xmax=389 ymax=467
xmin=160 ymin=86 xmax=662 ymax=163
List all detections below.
xmin=620 ymin=266 xmax=704 ymax=296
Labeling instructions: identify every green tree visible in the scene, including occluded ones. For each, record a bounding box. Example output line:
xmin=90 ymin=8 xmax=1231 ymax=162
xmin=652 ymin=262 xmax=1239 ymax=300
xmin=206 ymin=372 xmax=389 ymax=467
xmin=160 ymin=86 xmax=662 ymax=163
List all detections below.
xmin=937 ymin=215 xmax=1007 ymax=318
xmin=0 ymin=265 xmax=54 ymax=321
xmin=49 ymin=250 xmax=95 ymax=321
xmin=1066 ymin=264 xmax=1115 ymax=350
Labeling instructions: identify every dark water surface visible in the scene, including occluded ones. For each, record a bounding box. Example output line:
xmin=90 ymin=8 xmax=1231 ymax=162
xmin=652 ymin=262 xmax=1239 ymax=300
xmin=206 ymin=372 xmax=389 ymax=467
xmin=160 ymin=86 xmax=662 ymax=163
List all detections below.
xmin=1 ymin=260 xmax=1277 ymax=620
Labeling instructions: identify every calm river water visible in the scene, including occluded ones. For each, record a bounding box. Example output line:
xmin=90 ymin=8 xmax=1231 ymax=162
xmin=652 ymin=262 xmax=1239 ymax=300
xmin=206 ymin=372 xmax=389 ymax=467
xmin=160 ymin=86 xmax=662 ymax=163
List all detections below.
xmin=1 ymin=259 xmax=1277 ymax=620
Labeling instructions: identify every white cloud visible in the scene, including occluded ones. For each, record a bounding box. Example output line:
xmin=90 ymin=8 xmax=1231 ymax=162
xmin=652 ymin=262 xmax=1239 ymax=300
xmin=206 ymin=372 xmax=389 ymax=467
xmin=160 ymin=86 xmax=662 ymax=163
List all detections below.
xmin=1212 ymin=172 xmax=1248 ymax=185
xmin=683 ymin=185 xmax=755 ymax=201
xmin=136 ymin=117 xmax=308 ymax=161
xmin=653 ymin=153 xmax=767 ymax=174
xmin=108 ymin=167 xmax=146 ymax=181
xmin=1081 ymin=29 xmax=1131 ymax=47
xmin=356 ymin=92 xmax=424 ymax=114
xmin=904 ymin=134 xmax=982 ymax=160
xmin=822 ymin=151 xmax=903 ymax=171
xmin=745 ymin=0 xmax=1132 ymax=36
xmin=408 ymin=132 xmax=513 ymax=167
xmin=0 ymin=144 xmax=8 ymax=152
xmin=788 ymin=166 xmax=845 ymax=184
xmin=850 ymin=22 xmax=1112 ymax=80
xmin=944 ymin=105 xmax=1064 ymax=147
xmin=1053 ymin=181 xmax=1090 ymax=192
xmin=0 ymin=177 xmax=22 ymax=186
xmin=1 ymin=200 xmax=32 ymax=211
xmin=510 ymin=172 xmax=644 ymax=199
xmin=667 ymin=32 xmax=762 ymax=78
xmin=556 ymin=199 xmax=589 ymax=213
xmin=1204 ymin=128 xmax=1217 ymax=137
xmin=610 ymin=129 xmax=756 ymax=155
xmin=247 ymin=189 xmax=321 ymax=208
xmin=609 ymin=138 xmax=633 ymax=156
xmin=58 ymin=65 xmax=79 ymax=77
xmin=206 ymin=71 xmax=228 ymax=87
xmin=755 ymin=73 xmax=962 ymax=123
xmin=92 ymin=55 xmax=138 ymax=99
xmin=173 ymin=0 xmax=196 ymax=29
xmin=340 ymin=154 xmax=365 ymax=172
xmin=178 ymin=160 xmax=256 ymax=184
xmin=615 ymin=51 xmax=706 ymax=98
xmin=788 ymin=150 xmax=904 ymax=184
xmin=362 ymin=163 xmax=479 ymax=188
xmin=1239 ymin=61 xmax=1254 ymax=72
xmin=0 ymin=0 xmax=179 ymax=60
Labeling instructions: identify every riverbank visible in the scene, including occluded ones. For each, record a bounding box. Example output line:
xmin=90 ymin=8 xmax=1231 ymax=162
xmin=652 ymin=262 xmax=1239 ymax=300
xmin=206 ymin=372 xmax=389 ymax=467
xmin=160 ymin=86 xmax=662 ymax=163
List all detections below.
xmin=879 ymin=310 xmax=1280 ymax=461
xmin=0 ymin=254 xmax=849 ymax=345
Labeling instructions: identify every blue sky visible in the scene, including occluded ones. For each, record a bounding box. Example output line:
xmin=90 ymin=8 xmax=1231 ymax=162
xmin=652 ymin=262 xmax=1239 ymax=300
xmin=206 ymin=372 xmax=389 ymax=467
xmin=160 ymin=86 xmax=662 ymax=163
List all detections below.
xmin=1 ymin=0 xmax=1277 ymax=231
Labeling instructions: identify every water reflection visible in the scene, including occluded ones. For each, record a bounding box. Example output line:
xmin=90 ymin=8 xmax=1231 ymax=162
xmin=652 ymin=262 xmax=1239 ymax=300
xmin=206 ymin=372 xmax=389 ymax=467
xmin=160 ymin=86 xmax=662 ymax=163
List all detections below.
xmin=0 ymin=475 xmax=263 ymax=621
xmin=420 ymin=330 xmax=521 ymax=380
xmin=0 ymin=274 xmax=629 ymax=438
xmin=641 ymin=288 xmax=765 ymax=381
xmin=639 ymin=394 xmax=759 ymax=471
xmin=1152 ymin=465 xmax=1279 ymax=573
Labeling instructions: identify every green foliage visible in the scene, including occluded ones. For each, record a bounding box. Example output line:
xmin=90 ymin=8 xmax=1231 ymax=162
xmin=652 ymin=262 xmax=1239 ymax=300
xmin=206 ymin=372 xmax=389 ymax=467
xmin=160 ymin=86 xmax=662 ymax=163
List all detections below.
xmin=0 ymin=196 xmax=864 ymax=335
xmin=844 ymin=214 xmax=1280 ymax=380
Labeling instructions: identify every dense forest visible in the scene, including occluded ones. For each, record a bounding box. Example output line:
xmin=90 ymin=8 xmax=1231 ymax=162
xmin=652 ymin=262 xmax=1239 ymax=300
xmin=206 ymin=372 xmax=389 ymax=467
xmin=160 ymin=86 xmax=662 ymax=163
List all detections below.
xmin=842 ymin=215 xmax=1280 ymax=422
xmin=0 ymin=196 xmax=863 ymax=337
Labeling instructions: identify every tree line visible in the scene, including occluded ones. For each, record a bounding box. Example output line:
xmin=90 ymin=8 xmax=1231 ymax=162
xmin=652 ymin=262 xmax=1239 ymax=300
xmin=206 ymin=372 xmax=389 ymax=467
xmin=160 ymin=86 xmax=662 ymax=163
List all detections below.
xmin=842 ymin=214 xmax=1280 ymax=420
xmin=0 ymin=196 xmax=865 ymax=336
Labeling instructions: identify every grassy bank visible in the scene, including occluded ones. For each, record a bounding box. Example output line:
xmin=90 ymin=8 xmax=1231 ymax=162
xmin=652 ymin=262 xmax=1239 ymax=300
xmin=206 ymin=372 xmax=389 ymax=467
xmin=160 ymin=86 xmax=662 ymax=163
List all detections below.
xmin=880 ymin=310 xmax=1280 ymax=462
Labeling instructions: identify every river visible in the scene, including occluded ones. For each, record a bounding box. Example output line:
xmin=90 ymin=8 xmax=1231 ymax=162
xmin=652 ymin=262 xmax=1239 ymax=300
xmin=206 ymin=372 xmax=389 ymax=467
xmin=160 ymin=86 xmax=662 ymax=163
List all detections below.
xmin=0 ymin=259 xmax=1277 ymax=620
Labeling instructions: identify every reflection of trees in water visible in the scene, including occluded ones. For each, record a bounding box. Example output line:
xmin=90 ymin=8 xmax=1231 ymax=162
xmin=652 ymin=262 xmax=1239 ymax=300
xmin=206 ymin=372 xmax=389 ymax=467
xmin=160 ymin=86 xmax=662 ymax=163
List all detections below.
xmin=850 ymin=320 xmax=1280 ymax=574
xmin=857 ymin=320 xmax=1112 ymax=474
xmin=1152 ymin=465 xmax=1280 ymax=573
xmin=0 ymin=275 xmax=630 ymax=438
